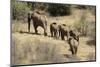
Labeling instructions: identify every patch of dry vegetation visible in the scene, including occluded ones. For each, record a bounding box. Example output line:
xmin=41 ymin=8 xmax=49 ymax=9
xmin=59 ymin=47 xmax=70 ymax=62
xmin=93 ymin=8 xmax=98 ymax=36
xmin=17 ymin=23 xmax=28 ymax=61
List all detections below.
xmin=12 ymin=33 xmax=67 ymax=65
xmin=11 ymin=33 xmax=95 ymax=65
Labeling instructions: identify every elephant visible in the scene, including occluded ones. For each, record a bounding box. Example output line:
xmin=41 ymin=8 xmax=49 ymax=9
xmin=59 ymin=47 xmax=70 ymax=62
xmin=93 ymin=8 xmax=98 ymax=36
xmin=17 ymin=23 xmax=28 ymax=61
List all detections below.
xmin=69 ymin=30 xmax=79 ymax=42
xmin=50 ymin=22 xmax=59 ymax=38
xmin=68 ymin=29 xmax=79 ymax=55
xmin=68 ymin=36 xmax=79 ymax=55
xmin=58 ymin=24 xmax=69 ymax=40
xmin=29 ymin=11 xmax=47 ymax=36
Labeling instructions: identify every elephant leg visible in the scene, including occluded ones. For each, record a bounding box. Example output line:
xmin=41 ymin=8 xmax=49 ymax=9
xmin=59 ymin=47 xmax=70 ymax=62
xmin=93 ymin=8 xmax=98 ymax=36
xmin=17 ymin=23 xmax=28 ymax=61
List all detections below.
xmin=34 ymin=26 xmax=38 ymax=34
xmin=56 ymin=30 xmax=59 ymax=39
xmin=58 ymin=30 xmax=61 ymax=38
xmin=61 ymin=34 xmax=65 ymax=40
xmin=54 ymin=30 xmax=57 ymax=38
xmin=75 ymin=41 xmax=79 ymax=55
xmin=69 ymin=43 xmax=74 ymax=55
xmin=43 ymin=23 xmax=47 ymax=36
xmin=69 ymin=38 xmax=75 ymax=55
xmin=72 ymin=47 xmax=75 ymax=55
xmin=54 ymin=30 xmax=56 ymax=37
xmin=44 ymin=29 xmax=47 ymax=36
xmin=75 ymin=46 xmax=78 ymax=55
xmin=28 ymin=21 xmax=30 ymax=33
xmin=61 ymin=30 xmax=65 ymax=40
xmin=43 ymin=26 xmax=47 ymax=36
xmin=70 ymin=44 xmax=75 ymax=55
xmin=66 ymin=32 xmax=69 ymax=41
xmin=61 ymin=35 xmax=64 ymax=40
xmin=50 ymin=30 xmax=53 ymax=37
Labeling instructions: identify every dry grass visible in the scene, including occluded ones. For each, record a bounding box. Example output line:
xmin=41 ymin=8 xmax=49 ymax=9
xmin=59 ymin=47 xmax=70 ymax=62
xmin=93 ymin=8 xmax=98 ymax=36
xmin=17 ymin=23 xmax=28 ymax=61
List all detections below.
xmin=11 ymin=32 xmax=95 ymax=65
xmin=11 ymin=9 xmax=96 ymax=65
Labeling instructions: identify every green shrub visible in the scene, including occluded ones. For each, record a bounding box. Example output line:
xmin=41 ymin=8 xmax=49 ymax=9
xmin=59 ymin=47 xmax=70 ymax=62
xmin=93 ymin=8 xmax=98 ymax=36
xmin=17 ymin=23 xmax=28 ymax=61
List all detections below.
xmin=48 ymin=4 xmax=71 ymax=16
xmin=11 ymin=0 xmax=30 ymax=20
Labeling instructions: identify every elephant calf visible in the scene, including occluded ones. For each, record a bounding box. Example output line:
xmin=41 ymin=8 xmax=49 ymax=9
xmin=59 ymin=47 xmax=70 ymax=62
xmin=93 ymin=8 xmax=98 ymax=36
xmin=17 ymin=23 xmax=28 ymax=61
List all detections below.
xmin=69 ymin=30 xmax=79 ymax=42
xmin=68 ymin=30 xmax=79 ymax=55
xmin=68 ymin=36 xmax=79 ymax=55
xmin=50 ymin=22 xmax=59 ymax=38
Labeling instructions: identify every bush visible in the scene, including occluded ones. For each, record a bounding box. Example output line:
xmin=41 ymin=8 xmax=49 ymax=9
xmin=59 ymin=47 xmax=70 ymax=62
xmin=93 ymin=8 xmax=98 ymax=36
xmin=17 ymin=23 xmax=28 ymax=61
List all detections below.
xmin=74 ymin=10 xmax=96 ymax=41
xmin=11 ymin=0 xmax=30 ymax=20
xmin=48 ymin=4 xmax=71 ymax=16
xmin=87 ymin=22 xmax=96 ymax=40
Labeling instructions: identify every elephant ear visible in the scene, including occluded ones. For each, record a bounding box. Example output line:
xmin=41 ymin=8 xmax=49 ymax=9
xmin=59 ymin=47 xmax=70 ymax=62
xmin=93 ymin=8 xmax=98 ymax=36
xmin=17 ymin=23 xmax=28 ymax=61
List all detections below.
xmin=33 ymin=10 xmax=40 ymax=14
xmin=31 ymin=11 xmax=36 ymax=17
xmin=62 ymin=24 xmax=66 ymax=26
xmin=36 ymin=11 xmax=40 ymax=14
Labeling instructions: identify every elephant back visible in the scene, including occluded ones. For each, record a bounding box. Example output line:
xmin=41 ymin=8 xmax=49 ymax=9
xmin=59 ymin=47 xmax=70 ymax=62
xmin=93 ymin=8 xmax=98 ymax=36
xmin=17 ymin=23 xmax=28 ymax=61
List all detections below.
xmin=60 ymin=24 xmax=69 ymax=32
xmin=31 ymin=11 xmax=47 ymax=23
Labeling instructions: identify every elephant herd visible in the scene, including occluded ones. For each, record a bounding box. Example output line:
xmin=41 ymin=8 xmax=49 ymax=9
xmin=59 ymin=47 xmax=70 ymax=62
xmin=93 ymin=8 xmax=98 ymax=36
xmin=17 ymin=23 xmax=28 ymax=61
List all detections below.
xmin=27 ymin=11 xmax=79 ymax=55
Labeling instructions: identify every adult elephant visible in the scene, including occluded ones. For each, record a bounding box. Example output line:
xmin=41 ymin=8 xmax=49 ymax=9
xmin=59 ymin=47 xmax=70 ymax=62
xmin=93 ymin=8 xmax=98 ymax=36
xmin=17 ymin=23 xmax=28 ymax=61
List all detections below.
xmin=50 ymin=22 xmax=59 ymax=38
xmin=29 ymin=11 xmax=47 ymax=36
xmin=58 ymin=24 xmax=69 ymax=40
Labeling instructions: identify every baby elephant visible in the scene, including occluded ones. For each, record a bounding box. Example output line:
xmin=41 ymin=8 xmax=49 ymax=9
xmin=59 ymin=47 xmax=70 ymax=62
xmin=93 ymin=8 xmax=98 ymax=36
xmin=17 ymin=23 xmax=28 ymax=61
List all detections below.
xmin=50 ymin=22 xmax=59 ymax=38
xmin=68 ymin=30 xmax=79 ymax=55
xmin=68 ymin=37 xmax=79 ymax=55
xmin=69 ymin=30 xmax=79 ymax=42
xmin=58 ymin=24 xmax=69 ymax=40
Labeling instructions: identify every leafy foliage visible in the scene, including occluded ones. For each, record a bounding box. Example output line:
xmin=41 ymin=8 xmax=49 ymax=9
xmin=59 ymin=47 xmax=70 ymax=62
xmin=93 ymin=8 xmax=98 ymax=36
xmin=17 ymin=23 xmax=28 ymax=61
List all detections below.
xmin=11 ymin=0 xmax=72 ymax=19
xmin=11 ymin=0 xmax=30 ymax=20
xmin=48 ymin=4 xmax=71 ymax=16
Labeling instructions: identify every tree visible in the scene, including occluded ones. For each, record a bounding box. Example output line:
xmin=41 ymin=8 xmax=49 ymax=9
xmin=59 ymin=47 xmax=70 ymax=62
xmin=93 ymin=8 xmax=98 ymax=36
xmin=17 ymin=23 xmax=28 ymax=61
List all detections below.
xmin=11 ymin=0 xmax=30 ymax=20
xmin=48 ymin=4 xmax=71 ymax=16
